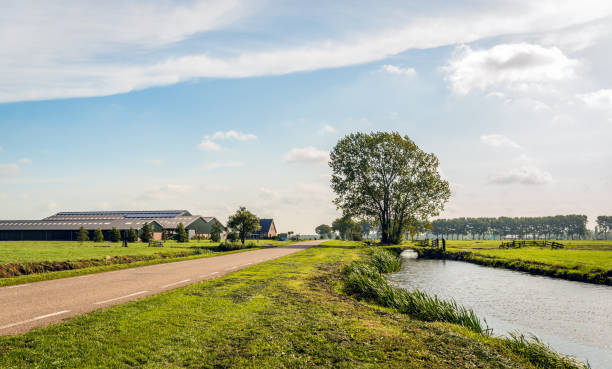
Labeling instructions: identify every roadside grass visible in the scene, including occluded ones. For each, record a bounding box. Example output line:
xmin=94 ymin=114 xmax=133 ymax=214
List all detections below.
xmin=0 ymin=239 xmax=292 ymax=285
xmin=0 ymin=244 xmax=555 ymax=368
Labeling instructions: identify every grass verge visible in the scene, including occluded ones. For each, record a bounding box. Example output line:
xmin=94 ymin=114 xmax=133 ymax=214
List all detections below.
xmin=0 ymin=244 xmax=578 ymax=368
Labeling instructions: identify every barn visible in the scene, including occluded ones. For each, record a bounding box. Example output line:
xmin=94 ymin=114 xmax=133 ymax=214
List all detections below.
xmin=250 ymin=219 xmax=278 ymax=239
xmin=0 ymin=210 xmax=223 ymax=241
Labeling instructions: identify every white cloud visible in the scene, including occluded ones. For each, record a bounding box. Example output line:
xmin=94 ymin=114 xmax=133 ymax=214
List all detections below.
xmin=209 ymin=130 xmax=257 ymax=141
xmin=444 ymin=43 xmax=579 ymax=94
xmin=198 ymin=139 xmax=221 ymax=151
xmin=198 ymin=130 xmax=257 ymax=151
xmin=140 ymin=184 xmax=192 ymax=200
xmin=204 ymin=161 xmax=246 ymax=170
xmin=283 ymin=147 xmax=330 ymax=164
xmin=577 ymin=89 xmax=612 ymax=109
xmin=317 ymin=124 xmax=336 ymax=135
xmin=18 ymin=158 xmax=32 ymax=165
xmin=488 ymin=166 xmax=553 ymax=185
xmin=480 ymin=134 xmax=521 ymax=149
xmin=2 ymin=1 xmax=612 ymax=102
xmin=46 ymin=201 xmax=58 ymax=211
xmin=381 ymin=64 xmax=416 ymax=76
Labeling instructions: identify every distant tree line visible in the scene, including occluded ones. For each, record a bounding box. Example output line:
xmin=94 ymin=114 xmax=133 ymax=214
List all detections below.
xmin=431 ymin=215 xmax=589 ymax=240
xmin=596 ymin=216 xmax=612 ymax=239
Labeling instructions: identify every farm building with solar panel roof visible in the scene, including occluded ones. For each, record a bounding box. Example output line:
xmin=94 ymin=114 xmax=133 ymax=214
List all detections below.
xmin=0 ymin=210 xmax=224 ymax=241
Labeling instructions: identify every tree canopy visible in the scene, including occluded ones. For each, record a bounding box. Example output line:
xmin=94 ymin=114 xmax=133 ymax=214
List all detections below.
xmin=110 ymin=227 xmax=121 ymax=242
xmin=140 ymin=222 xmax=153 ymax=243
xmin=127 ymin=227 xmax=139 ymax=242
xmin=76 ymin=226 xmax=89 ymax=243
xmin=331 ymin=217 xmax=361 ymax=240
xmin=330 ymin=132 xmax=450 ymax=244
xmin=210 ymin=221 xmax=224 ymax=242
xmin=227 ymin=207 xmax=260 ymax=245
xmin=92 ymin=228 xmax=104 ymax=242
xmin=315 ymin=224 xmax=332 ymax=239
xmin=175 ymin=223 xmax=189 ymax=243
xmin=432 ymin=215 xmax=588 ymax=240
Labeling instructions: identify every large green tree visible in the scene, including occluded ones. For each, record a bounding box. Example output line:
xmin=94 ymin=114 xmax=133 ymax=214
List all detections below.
xmin=330 ymin=132 xmax=450 ymax=244
xmin=227 ymin=207 xmax=260 ymax=245
xmin=315 ymin=224 xmax=332 ymax=239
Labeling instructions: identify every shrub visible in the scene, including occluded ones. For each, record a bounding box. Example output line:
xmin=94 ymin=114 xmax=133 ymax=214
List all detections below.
xmin=110 ymin=227 xmax=121 ymax=243
xmin=76 ymin=227 xmax=89 ymax=242
xmin=175 ymin=223 xmax=189 ymax=243
xmin=92 ymin=228 xmax=104 ymax=242
xmin=140 ymin=222 xmax=152 ymax=243
xmin=505 ymin=333 xmax=586 ymax=369
xmin=127 ymin=227 xmax=139 ymax=242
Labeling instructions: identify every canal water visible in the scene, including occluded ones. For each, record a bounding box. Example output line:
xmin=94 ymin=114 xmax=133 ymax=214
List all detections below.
xmin=388 ymin=250 xmax=612 ymax=368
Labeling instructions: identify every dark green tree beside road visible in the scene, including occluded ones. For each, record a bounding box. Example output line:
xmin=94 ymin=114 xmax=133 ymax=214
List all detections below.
xmin=330 ymin=132 xmax=450 ymax=244
xmin=227 ymin=207 xmax=260 ymax=245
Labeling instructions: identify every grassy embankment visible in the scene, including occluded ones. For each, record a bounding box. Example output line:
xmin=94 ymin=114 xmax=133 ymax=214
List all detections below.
xmin=412 ymin=239 xmax=612 ymax=285
xmin=0 ymin=239 xmax=292 ymax=287
xmin=0 ymin=241 xmax=584 ymax=368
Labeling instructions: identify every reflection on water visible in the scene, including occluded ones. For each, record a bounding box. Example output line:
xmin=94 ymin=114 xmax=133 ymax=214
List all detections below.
xmin=388 ymin=250 xmax=612 ymax=369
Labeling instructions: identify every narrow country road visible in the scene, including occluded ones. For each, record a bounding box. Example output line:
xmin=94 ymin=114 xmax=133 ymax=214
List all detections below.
xmin=0 ymin=240 xmax=322 ymax=335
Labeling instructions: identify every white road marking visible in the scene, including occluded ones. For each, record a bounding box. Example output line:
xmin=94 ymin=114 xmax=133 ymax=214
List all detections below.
xmin=160 ymin=279 xmax=191 ymax=289
xmin=199 ymin=272 xmax=219 ymax=278
xmin=6 ymin=284 xmax=31 ymax=289
xmin=94 ymin=291 xmax=149 ymax=305
xmin=0 ymin=310 xmax=71 ymax=330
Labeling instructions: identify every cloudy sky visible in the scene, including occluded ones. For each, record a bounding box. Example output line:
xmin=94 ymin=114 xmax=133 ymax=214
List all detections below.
xmin=1 ymin=1 xmax=611 ymax=233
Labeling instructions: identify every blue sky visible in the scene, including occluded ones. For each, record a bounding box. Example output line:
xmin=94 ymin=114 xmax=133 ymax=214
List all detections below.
xmin=1 ymin=1 xmax=612 ymax=233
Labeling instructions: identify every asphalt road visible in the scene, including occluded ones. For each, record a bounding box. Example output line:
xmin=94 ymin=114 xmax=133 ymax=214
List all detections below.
xmin=0 ymin=240 xmax=321 ymax=335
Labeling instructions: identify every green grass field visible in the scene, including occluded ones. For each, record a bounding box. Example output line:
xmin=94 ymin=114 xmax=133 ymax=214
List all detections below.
xmin=0 ymin=243 xmax=549 ymax=368
xmin=411 ymin=240 xmax=612 ymax=284
xmin=0 ymin=239 xmax=292 ymax=263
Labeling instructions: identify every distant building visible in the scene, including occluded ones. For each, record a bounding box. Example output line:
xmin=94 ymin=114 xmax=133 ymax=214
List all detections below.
xmin=0 ymin=210 xmax=223 ymax=241
xmin=250 ymin=219 xmax=277 ymax=239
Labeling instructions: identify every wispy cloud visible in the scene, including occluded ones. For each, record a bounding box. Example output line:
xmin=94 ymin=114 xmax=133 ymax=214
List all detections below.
xmin=2 ymin=1 xmax=611 ymax=102
xmin=198 ymin=139 xmax=222 ymax=151
xmin=18 ymin=158 xmax=32 ymax=165
xmin=488 ymin=166 xmax=553 ymax=185
xmin=140 ymin=184 xmax=192 ymax=200
xmin=0 ymin=164 xmax=20 ymax=176
xmin=577 ymin=89 xmax=612 ymax=110
xmin=198 ymin=130 xmax=257 ymax=151
xmin=209 ymin=130 xmax=257 ymax=141
xmin=480 ymin=134 xmax=521 ymax=149
xmin=283 ymin=147 xmax=329 ymax=164
xmin=204 ymin=161 xmax=246 ymax=170
xmin=144 ymin=159 xmax=163 ymax=165
xmin=317 ymin=124 xmax=336 ymax=135
xmin=381 ymin=64 xmax=416 ymax=76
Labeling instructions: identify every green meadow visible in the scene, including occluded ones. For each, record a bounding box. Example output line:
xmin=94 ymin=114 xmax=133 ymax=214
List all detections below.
xmin=0 ymin=239 xmax=292 ymax=286
xmin=0 ymin=243 xmax=574 ymax=368
xmin=413 ymin=240 xmax=612 ymax=285
xmin=0 ymin=239 xmax=291 ymax=264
